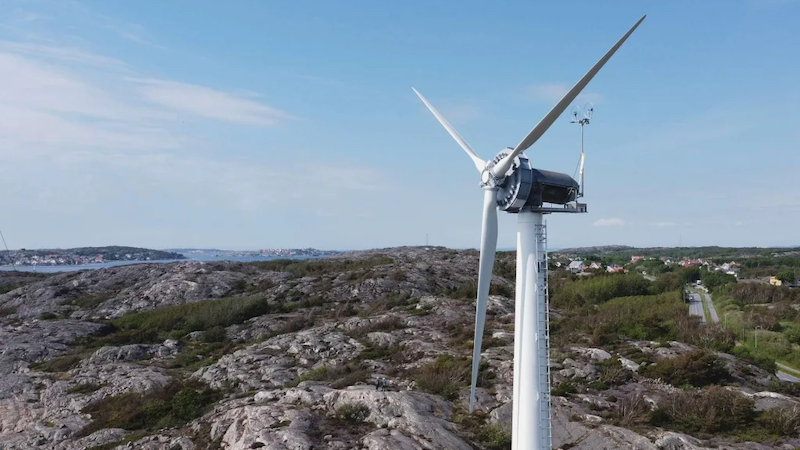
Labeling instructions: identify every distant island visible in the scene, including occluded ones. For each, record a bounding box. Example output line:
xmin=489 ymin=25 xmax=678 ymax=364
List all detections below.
xmin=168 ymin=248 xmax=342 ymax=258
xmin=0 ymin=246 xmax=186 ymax=267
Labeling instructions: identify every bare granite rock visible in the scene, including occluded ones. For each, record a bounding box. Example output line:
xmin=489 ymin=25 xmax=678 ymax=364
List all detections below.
xmin=2 ymin=248 xmax=799 ymax=450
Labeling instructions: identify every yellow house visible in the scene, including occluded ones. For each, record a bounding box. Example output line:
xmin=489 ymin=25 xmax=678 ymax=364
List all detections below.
xmin=769 ymin=277 xmax=782 ymax=286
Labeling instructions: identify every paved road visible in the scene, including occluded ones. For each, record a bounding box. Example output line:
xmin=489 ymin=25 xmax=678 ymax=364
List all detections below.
xmin=777 ymin=363 xmax=800 ymax=383
xmin=690 ymin=289 xmax=800 ymax=383
xmin=700 ymin=291 xmax=720 ymax=323
xmin=688 ymin=292 xmax=705 ymax=323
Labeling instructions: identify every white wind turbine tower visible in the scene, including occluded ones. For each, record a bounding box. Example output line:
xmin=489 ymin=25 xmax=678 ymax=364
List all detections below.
xmin=412 ymin=15 xmax=645 ymax=450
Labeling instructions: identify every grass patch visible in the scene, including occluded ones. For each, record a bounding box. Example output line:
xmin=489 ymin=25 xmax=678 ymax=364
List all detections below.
xmin=164 ymin=341 xmax=238 ymax=371
xmin=286 ymin=362 xmax=370 ymax=389
xmin=31 ymin=353 xmax=86 ymax=372
xmin=346 ymin=316 xmax=406 ymax=339
xmin=640 ymin=349 xmax=730 ymax=388
xmin=67 ymin=294 xmax=113 ymax=310
xmin=254 ymin=255 xmax=393 ymax=278
xmin=413 ymin=355 xmax=493 ymax=401
xmin=77 ymin=379 xmax=220 ymax=437
xmin=109 ymin=296 xmax=297 ymax=344
xmin=649 ymin=385 xmax=800 ymax=440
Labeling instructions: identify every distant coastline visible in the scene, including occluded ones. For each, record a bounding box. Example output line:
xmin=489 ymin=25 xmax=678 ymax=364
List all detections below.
xmin=0 ymin=246 xmax=185 ymax=268
xmin=166 ymin=248 xmax=342 ymax=258
xmin=0 ymin=247 xmax=340 ymax=273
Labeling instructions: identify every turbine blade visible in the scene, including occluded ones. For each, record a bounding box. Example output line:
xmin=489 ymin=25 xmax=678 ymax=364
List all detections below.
xmin=412 ymin=87 xmax=485 ymax=172
xmin=470 ymin=188 xmax=499 ymax=413
xmin=491 ymin=14 xmax=646 ymax=178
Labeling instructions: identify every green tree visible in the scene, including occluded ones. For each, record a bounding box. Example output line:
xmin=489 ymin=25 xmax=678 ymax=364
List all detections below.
xmin=776 ymin=271 xmax=796 ymax=285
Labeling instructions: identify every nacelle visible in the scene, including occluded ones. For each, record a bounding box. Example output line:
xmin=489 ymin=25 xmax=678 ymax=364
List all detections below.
xmin=495 ymin=152 xmax=580 ymax=213
xmin=529 ymin=169 xmax=580 ymax=206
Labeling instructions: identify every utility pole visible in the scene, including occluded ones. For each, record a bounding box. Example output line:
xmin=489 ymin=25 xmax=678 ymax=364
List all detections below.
xmin=755 ymin=326 xmax=761 ymax=350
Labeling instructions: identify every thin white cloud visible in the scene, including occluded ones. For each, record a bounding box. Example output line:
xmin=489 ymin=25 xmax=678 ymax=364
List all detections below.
xmin=652 ymin=222 xmax=675 ymax=227
xmin=46 ymin=151 xmax=387 ymax=213
xmin=134 ymin=78 xmax=295 ymax=127
xmin=0 ymin=40 xmax=129 ymax=69
xmin=593 ymin=218 xmax=625 ymax=227
xmin=0 ymin=41 xmax=295 ymax=157
xmin=523 ymin=83 xmax=603 ymax=105
xmin=0 ymin=39 xmax=383 ymax=219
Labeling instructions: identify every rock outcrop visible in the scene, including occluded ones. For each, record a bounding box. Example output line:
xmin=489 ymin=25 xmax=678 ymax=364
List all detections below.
xmin=1 ymin=247 xmax=798 ymax=450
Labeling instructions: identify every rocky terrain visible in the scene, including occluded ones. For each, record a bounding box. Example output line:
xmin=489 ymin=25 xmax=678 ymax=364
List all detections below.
xmin=1 ymin=247 xmax=799 ymax=449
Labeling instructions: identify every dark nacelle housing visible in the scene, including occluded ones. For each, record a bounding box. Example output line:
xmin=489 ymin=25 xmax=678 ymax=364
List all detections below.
xmin=525 ymin=169 xmax=580 ymax=207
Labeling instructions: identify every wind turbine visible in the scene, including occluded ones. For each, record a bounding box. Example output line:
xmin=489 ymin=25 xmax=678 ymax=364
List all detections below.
xmin=412 ymin=15 xmax=645 ymax=450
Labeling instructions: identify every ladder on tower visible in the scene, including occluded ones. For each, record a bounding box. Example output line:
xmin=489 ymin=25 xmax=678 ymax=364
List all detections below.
xmin=535 ymin=221 xmax=552 ymax=448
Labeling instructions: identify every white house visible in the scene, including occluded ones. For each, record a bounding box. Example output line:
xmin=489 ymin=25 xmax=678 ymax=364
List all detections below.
xmin=568 ymin=260 xmax=585 ymax=273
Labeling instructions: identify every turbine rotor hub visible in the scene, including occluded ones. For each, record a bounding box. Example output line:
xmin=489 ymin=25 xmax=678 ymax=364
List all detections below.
xmin=480 ymin=148 xmax=516 ymax=189
xmin=494 ymin=150 xmax=533 ymax=213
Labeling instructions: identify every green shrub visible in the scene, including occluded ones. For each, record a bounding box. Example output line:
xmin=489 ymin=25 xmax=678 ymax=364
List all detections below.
xmin=477 ymin=423 xmax=512 ymax=450
xmin=489 ymin=283 xmax=514 ymax=298
xmin=346 ymin=316 xmax=406 ymax=338
xmin=640 ymin=349 xmax=730 ymax=388
xmin=552 ymin=382 xmax=577 ymax=397
xmin=108 ymin=296 xmax=294 ymax=344
xmin=731 ymin=346 xmax=777 ymax=373
xmin=202 ymin=326 xmax=228 ymax=343
xmin=598 ymin=357 xmax=632 ymax=386
xmin=441 ymin=282 xmax=478 ymax=300
xmin=335 ymin=402 xmax=370 ymax=423
xmin=255 ymin=255 xmax=393 ymax=278
xmin=390 ymin=270 xmax=407 ymax=281
xmin=77 ymin=379 xmax=220 ymax=437
xmin=651 ymin=272 xmax=682 ymax=294
xmin=68 ymin=294 xmax=111 ymax=310
xmin=31 ymin=354 xmax=84 ymax=372
xmin=551 ymin=273 xmax=651 ymax=309
xmin=650 ymin=386 xmax=756 ymax=435
xmin=39 ymin=311 xmax=60 ymax=320
xmin=758 ymin=405 xmax=800 ymax=436
xmin=414 ymin=355 xmax=481 ymax=401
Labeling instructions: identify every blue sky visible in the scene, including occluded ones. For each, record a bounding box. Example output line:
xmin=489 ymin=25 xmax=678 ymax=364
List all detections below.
xmin=0 ymin=0 xmax=798 ymax=251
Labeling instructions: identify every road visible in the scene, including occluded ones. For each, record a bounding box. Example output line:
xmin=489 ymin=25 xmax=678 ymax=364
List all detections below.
xmin=689 ymin=289 xmax=800 ymax=383
xmin=777 ymin=363 xmax=800 ymax=383
xmin=688 ymin=292 xmax=706 ymax=323
xmin=700 ymin=291 xmax=720 ymax=323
